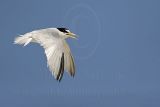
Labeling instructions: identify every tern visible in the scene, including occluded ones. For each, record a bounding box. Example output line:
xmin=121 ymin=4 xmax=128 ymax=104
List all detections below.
xmin=14 ymin=28 xmax=77 ymax=81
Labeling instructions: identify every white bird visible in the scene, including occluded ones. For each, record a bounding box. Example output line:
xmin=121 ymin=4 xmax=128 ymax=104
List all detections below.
xmin=14 ymin=28 xmax=77 ymax=81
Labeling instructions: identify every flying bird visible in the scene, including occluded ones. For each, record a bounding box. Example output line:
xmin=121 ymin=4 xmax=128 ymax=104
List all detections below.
xmin=14 ymin=28 xmax=77 ymax=81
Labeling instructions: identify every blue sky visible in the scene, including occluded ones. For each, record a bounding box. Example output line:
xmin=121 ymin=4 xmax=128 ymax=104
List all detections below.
xmin=0 ymin=0 xmax=160 ymax=107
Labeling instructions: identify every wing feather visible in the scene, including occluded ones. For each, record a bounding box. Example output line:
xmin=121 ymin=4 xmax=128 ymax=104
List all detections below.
xmin=62 ymin=41 xmax=75 ymax=77
xmin=43 ymin=40 xmax=75 ymax=80
xmin=56 ymin=53 xmax=64 ymax=81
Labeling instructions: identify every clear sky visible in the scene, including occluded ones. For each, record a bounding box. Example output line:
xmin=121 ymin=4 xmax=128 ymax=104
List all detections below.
xmin=0 ymin=0 xmax=160 ymax=106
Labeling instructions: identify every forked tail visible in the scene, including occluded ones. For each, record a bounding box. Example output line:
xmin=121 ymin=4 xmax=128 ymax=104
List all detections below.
xmin=14 ymin=35 xmax=32 ymax=46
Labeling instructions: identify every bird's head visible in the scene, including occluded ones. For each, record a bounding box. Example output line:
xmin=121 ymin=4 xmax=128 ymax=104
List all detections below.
xmin=57 ymin=28 xmax=77 ymax=39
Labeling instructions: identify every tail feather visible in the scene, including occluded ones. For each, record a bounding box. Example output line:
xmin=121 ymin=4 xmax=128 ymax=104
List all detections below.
xmin=14 ymin=35 xmax=32 ymax=46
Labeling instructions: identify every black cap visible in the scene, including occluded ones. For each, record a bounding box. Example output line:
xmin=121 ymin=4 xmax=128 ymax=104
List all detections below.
xmin=57 ymin=28 xmax=69 ymax=33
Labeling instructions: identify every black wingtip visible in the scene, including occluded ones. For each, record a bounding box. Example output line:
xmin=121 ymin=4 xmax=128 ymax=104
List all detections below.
xmin=56 ymin=53 xmax=64 ymax=82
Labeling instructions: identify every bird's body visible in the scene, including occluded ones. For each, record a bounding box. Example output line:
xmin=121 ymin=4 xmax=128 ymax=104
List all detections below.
xmin=14 ymin=28 xmax=77 ymax=81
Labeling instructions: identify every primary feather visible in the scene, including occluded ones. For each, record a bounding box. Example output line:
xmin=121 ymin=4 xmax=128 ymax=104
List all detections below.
xmin=14 ymin=28 xmax=76 ymax=81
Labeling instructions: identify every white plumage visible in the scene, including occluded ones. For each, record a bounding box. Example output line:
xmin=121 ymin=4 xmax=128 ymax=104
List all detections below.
xmin=14 ymin=28 xmax=76 ymax=81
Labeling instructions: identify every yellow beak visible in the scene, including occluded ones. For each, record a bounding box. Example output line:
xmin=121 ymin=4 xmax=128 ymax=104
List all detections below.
xmin=67 ymin=32 xmax=78 ymax=39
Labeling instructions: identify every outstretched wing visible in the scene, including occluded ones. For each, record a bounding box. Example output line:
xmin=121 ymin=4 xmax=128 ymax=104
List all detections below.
xmin=44 ymin=39 xmax=75 ymax=81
